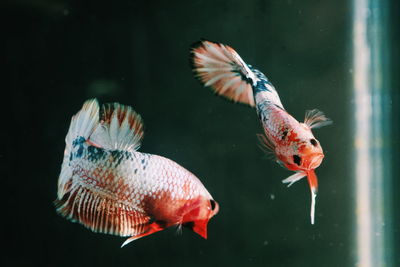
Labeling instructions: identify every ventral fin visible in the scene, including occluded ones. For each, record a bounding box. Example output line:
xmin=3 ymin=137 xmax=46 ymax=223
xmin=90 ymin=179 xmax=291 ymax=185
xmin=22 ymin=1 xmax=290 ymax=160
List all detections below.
xmin=306 ymin=170 xmax=319 ymax=225
xmin=183 ymin=219 xmax=209 ymax=239
xmin=304 ymin=109 xmax=332 ymax=129
xmin=190 ymin=40 xmax=257 ymax=107
xmin=90 ymin=103 xmax=144 ymax=151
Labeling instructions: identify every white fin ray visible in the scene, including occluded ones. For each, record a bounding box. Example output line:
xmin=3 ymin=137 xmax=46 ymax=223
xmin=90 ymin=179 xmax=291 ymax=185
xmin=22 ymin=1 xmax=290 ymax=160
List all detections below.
xmin=57 ymin=160 xmax=73 ymax=199
xmin=282 ymin=172 xmax=306 ymax=187
xmin=310 ymin=188 xmax=317 ymax=225
xmin=59 ymin=99 xmax=100 ymax=197
xmin=204 ymin=72 xmax=237 ymax=87
xmin=121 ymin=236 xmax=143 ymax=248
xmin=220 ymin=76 xmax=241 ymax=94
xmin=65 ymin=99 xmax=100 ymax=154
xmin=90 ymin=103 xmax=144 ymax=151
xmin=191 ymin=40 xmax=256 ymax=107
xmin=304 ymin=109 xmax=332 ymax=129
xmin=55 ymin=184 xmax=151 ymax=240
xmin=207 ymin=45 xmax=230 ymax=62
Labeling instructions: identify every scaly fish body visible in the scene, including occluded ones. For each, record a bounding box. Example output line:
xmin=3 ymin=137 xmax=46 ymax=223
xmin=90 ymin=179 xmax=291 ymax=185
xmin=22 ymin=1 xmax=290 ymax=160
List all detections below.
xmin=190 ymin=40 xmax=331 ymax=224
xmin=56 ymin=100 xmax=218 ymax=246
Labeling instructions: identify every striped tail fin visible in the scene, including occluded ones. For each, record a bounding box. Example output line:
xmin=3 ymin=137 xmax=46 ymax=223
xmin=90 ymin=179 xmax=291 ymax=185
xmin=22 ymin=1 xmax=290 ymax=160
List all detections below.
xmin=64 ymin=99 xmax=100 ymax=154
xmin=190 ymin=40 xmax=258 ymax=107
xmin=59 ymin=99 xmax=100 ymax=198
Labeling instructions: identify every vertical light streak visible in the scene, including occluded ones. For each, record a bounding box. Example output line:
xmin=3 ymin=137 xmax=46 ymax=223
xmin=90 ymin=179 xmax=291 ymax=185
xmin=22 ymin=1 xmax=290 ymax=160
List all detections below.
xmin=353 ymin=0 xmax=392 ymax=266
xmin=353 ymin=1 xmax=372 ymax=265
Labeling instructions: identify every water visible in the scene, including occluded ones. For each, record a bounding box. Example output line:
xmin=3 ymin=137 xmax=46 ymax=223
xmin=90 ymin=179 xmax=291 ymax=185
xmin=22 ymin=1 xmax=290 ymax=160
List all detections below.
xmin=3 ymin=0 xmax=399 ymax=266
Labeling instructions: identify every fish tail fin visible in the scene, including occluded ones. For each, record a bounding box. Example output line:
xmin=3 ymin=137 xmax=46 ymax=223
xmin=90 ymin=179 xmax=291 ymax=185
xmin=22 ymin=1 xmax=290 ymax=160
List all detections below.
xmin=306 ymin=170 xmax=319 ymax=225
xmin=190 ymin=39 xmax=257 ymax=107
xmin=59 ymin=99 xmax=100 ymax=197
xmin=65 ymin=99 xmax=100 ymax=149
xmin=89 ymin=102 xmax=144 ymax=151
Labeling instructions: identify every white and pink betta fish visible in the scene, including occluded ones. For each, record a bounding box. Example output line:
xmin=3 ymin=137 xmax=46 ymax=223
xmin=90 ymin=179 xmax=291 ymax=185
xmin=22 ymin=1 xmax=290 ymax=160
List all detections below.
xmin=55 ymin=99 xmax=219 ymax=247
xmin=190 ymin=40 xmax=331 ymax=224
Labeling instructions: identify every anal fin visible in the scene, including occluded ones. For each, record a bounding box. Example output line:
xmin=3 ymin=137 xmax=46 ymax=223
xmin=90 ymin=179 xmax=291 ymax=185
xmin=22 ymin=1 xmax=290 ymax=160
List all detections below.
xmin=55 ymin=184 xmax=152 ymax=238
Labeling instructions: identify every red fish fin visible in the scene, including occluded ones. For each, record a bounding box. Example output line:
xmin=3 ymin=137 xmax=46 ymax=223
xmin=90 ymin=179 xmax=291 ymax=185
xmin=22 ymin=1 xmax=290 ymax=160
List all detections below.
xmin=184 ymin=220 xmax=209 ymax=239
xmin=304 ymin=109 xmax=332 ymax=129
xmin=193 ymin=220 xmax=208 ymax=239
xmin=121 ymin=221 xmax=165 ymax=247
xmin=55 ymin=185 xmax=152 ymax=238
xmin=306 ymin=170 xmax=318 ymax=225
xmin=256 ymin=133 xmax=275 ymax=156
xmin=89 ymin=102 xmax=144 ymax=151
xmin=190 ymin=40 xmax=256 ymax=107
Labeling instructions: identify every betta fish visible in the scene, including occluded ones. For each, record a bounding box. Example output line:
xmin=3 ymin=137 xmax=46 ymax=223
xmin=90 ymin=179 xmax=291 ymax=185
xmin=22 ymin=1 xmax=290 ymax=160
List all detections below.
xmin=190 ymin=40 xmax=331 ymax=224
xmin=55 ymin=99 xmax=219 ymax=246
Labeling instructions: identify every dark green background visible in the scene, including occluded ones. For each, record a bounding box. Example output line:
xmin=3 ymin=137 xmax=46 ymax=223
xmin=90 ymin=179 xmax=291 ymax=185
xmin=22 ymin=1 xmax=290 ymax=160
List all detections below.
xmin=3 ymin=0 xmax=399 ymax=266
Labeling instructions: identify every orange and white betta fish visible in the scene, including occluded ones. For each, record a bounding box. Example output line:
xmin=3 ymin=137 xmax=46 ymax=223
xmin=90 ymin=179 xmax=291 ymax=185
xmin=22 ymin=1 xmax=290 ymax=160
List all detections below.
xmin=55 ymin=99 xmax=219 ymax=247
xmin=190 ymin=40 xmax=331 ymax=224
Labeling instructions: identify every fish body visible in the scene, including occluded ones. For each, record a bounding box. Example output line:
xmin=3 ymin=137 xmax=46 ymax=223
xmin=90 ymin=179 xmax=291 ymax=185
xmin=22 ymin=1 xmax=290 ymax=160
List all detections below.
xmin=190 ymin=40 xmax=331 ymax=224
xmin=56 ymin=100 xmax=218 ymax=246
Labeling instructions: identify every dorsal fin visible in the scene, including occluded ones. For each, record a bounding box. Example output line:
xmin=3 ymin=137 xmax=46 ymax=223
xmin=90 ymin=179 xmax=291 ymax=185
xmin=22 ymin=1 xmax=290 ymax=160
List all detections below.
xmin=89 ymin=103 xmax=144 ymax=151
xmin=304 ymin=109 xmax=332 ymax=129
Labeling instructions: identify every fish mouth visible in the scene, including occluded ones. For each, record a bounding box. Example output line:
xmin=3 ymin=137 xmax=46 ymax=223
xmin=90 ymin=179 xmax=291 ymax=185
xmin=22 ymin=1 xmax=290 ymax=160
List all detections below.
xmin=208 ymin=199 xmax=219 ymax=218
xmin=307 ymin=153 xmax=324 ymax=170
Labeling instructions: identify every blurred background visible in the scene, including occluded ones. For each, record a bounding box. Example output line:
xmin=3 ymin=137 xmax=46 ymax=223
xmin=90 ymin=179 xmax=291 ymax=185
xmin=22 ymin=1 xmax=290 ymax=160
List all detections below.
xmin=3 ymin=0 xmax=399 ymax=266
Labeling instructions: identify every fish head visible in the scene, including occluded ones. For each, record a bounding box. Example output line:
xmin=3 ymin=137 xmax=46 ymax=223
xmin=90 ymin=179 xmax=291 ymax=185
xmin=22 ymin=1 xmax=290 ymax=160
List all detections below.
xmin=181 ymin=197 xmax=219 ymax=239
xmin=276 ymin=124 xmax=325 ymax=172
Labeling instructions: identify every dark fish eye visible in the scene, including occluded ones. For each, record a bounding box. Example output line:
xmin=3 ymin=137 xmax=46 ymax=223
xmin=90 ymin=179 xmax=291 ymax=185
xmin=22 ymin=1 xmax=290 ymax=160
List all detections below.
xmin=293 ymin=155 xmax=302 ymax=165
xmin=310 ymin=139 xmax=318 ymax=146
xmin=210 ymin=200 xmax=216 ymax=211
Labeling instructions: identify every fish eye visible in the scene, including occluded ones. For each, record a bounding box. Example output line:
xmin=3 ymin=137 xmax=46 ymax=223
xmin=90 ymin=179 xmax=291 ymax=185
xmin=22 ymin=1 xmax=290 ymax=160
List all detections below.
xmin=210 ymin=200 xmax=216 ymax=211
xmin=293 ymin=155 xmax=302 ymax=165
xmin=310 ymin=138 xmax=318 ymax=147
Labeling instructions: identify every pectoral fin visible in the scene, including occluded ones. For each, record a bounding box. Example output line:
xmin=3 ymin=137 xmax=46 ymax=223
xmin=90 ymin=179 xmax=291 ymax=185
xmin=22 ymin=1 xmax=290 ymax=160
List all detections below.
xmin=282 ymin=172 xmax=306 ymax=187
